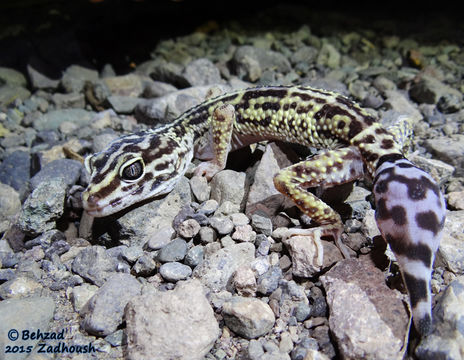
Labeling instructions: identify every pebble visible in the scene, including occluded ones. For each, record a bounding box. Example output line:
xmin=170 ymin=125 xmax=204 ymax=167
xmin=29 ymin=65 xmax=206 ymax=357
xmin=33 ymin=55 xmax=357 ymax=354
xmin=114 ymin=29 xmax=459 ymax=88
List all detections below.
xmin=184 ymin=245 xmax=204 ymax=267
xmin=17 ymin=178 xmax=68 ymax=236
xmin=125 ymin=279 xmax=219 ymax=360
xmin=156 ymin=238 xmax=188 ymax=263
xmin=209 ymin=216 xmax=234 ymax=235
xmin=190 ymin=175 xmax=211 ymax=202
xmin=132 ymin=253 xmax=157 ymax=276
xmin=251 ymin=213 xmax=273 ymax=236
xmin=222 ymin=296 xmax=275 ymax=339
xmin=232 ymin=224 xmax=256 ymax=242
xmin=210 ymin=170 xmax=247 ymax=209
xmin=177 ymin=218 xmax=201 ymax=238
xmin=183 ymin=58 xmax=222 ymax=86
xmin=81 ymin=273 xmax=142 ymax=336
xmin=159 ymin=262 xmax=192 ymax=282
xmin=71 ymin=245 xmax=119 ymax=286
xmin=0 ymin=276 xmax=42 ymax=299
xmin=199 ymin=226 xmax=217 ymax=243
xmin=0 ymin=150 xmax=31 ymax=194
xmin=233 ymin=265 xmax=257 ymax=296
xmin=70 ymin=283 xmax=99 ymax=312
xmin=0 ymin=183 xmax=21 ymax=233
xmin=29 ymin=158 xmax=82 ymax=190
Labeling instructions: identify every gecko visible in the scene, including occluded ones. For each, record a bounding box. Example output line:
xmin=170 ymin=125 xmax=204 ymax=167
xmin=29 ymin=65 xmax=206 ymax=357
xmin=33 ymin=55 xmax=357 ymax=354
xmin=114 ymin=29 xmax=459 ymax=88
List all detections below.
xmin=82 ymin=85 xmax=446 ymax=336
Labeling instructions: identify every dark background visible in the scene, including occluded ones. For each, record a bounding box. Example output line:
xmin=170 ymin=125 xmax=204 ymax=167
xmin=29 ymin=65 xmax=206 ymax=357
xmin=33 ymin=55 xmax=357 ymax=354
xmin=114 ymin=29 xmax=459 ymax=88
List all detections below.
xmin=0 ymin=0 xmax=462 ymax=77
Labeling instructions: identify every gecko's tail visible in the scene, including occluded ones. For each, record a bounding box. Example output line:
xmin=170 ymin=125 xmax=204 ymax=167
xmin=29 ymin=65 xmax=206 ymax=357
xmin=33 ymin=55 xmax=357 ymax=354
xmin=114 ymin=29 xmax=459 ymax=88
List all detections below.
xmin=373 ymin=154 xmax=446 ymax=336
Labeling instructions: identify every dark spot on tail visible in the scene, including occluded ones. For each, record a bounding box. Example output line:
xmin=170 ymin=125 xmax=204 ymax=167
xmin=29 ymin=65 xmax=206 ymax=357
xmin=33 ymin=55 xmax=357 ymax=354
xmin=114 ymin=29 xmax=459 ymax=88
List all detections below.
xmin=416 ymin=211 xmax=441 ymax=236
xmin=403 ymin=272 xmax=428 ymax=309
xmin=385 ymin=234 xmax=433 ymax=268
xmin=390 ymin=205 xmax=407 ymax=225
xmin=416 ymin=314 xmax=432 ymax=336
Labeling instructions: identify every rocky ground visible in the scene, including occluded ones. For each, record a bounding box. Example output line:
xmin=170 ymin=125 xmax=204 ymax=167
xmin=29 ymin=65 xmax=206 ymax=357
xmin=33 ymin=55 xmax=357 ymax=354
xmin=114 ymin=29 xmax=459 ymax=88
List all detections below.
xmin=0 ymin=3 xmax=464 ymax=360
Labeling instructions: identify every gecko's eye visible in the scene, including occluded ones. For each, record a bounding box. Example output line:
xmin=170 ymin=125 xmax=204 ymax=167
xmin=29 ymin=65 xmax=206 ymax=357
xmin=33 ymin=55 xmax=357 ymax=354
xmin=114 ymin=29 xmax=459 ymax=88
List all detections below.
xmin=120 ymin=158 xmax=144 ymax=181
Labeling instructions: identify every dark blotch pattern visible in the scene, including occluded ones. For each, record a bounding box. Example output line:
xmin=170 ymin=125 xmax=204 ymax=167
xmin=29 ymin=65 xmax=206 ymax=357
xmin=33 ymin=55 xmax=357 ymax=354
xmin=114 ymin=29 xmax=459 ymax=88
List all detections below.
xmin=390 ymin=205 xmax=407 ymax=225
xmin=402 ymin=272 xmax=428 ymax=309
xmin=416 ymin=211 xmax=442 ymax=236
xmin=384 ymin=234 xmax=433 ymax=267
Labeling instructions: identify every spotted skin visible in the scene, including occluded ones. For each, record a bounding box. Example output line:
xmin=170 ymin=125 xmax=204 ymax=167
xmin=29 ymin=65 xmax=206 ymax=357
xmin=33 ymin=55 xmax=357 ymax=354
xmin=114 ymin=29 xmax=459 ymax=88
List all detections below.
xmin=82 ymin=85 xmax=446 ymax=335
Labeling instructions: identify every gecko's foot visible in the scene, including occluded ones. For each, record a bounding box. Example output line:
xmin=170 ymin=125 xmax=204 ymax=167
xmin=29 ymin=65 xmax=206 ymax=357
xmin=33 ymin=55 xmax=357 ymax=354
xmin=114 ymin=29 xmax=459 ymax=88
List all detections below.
xmin=283 ymin=224 xmax=350 ymax=266
xmin=194 ymin=161 xmax=223 ymax=180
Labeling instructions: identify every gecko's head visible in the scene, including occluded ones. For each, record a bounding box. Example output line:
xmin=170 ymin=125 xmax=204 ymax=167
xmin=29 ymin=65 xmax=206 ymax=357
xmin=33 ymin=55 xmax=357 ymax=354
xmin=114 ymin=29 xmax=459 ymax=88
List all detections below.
xmin=373 ymin=154 xmax=446 ymax=336
xmin=82 ymin=132 xmax=192 ymax=217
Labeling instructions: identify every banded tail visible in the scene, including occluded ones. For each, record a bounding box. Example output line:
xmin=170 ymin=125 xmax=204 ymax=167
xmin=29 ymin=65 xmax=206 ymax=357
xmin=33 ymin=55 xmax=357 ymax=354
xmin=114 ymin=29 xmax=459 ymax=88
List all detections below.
xmin=373 ymin=154 xmax=446 ymax=335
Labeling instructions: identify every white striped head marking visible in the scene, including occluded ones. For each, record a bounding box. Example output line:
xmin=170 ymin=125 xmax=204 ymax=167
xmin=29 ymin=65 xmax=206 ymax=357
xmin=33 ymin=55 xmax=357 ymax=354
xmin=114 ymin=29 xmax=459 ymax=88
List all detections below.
xmin=82 ymin=131 xmax=193 ymax=217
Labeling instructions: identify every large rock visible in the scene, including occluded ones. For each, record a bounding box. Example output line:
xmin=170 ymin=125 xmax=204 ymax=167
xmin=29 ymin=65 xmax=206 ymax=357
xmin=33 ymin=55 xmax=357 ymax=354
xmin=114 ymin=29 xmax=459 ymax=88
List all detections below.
xmin=0 ymin=297 xmax=55 ymax=360
xmin=81 ymin=273 xmax=142 ymax=336
xmin=320 ymin=258 xmax=409 ymax=360
xmin=125 ymin=279 xmax=219 ymax=360
xmin=436 ymin=210 xmax=464 ymax=274
xmin=416 ymin=275 xmax=464 ymax=360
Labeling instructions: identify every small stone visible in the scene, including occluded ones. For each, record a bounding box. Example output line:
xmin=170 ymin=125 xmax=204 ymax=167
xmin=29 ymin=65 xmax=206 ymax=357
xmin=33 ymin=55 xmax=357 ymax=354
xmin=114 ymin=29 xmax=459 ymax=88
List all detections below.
xmin=146 ymin=225 xmax=175 ymax=250
xmin=0 ymin=150 xmax=31 ymax=193
xmin=81 ymin=273 xmax=142 ymax=336
xmin=447 ymin=191 xmax=464 ymax=210
xmin=190 ymin=175 xmax=211 ymax=202
xmin=107 ymin=95 xmax=143 ymax=114
xmin=103 ymin=74 xmax=143 ymax=97
xmin=70 ymin=283 xmax=99 ymax=312
xmin=317 ymin=42 xmax=341 ymax=69
xmin=436 ymin=211 xmax=464 ymax=273
xmin=18 ymin=179 xmax=68 ymax=236
xmin=210 ymin=170 xmax=247 ymax=209
xmin=424 ymin=135 xmax=464 ymax=176
xmin=193 ymin=242 xmax=255 ymax=291
xmin=29 ymin=158 xmax=82 ymax=190
xmin=233 ymin=265 xmax=257 ymax=296
xmin=125 ymin=279 xmax=219 ymax=360
xmin=71 ymin=246 xmax=119 ymax=286
xmin=294 ymin=302 xmax=312 ymax=322
xmin=133 ymin=254 xmax=157 ymax=276
xmin=0 ymin=183 xmax=21 ymax=233
xmin=251 ymin=213 xmax=273 ymax=236
xmin=0 ymin=67 xmax=27 ymax=87
xmin=121 ymin=246 xmax=144 ymax=264
xmin=177 ymin=219 xmax=201 ymax=238
xmin=105 ymin=329 xmax=125 ymax=347
xmin=159 ymin=262 xmax=192 ymax=282
xmin=222 ymin=296 xmax=275 ymax=339
xmin=184 ymin=245 xmax=204 ymax=267
xmin=230 ymin=213 xmax=249 ymax=227
xmin=156 ymin=238 xmax=188 ymax=263
xmin=199 ymin=226 xmax=217 ymax=244
xmin=232 ymin=224 xmax=256 ymax=242
xmin=0 ymin=276 xmax=42 ymax=299
xmin=61 ymin=65 xmax=99 ymax=93
xmin=257 ymin=266 xmax=283 ymax=296
xmin=197 ymin=199 xmax=219 ymax=215
xmin=183 ymin=58 xmax=222 ymax=86
xmin=33 ymin=108 xmax=95 ymax=131
xmin=209 ymin=216 xmax=234 ymax=235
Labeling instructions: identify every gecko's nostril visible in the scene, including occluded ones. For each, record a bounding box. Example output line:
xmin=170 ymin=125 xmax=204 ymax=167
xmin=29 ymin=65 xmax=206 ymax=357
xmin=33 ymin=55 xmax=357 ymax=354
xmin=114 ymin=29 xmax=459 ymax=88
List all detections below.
xmin=86 ymin=194 xmax=101 ymax=206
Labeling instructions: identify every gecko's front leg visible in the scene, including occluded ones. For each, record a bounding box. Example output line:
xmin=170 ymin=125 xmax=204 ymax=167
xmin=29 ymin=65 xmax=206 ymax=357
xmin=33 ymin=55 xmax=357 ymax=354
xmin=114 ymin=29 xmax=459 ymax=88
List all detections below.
xmin=194 ymin=103 xmax=235 ymax=180
xmin=273 ymin=147 xmax=365 ymax=262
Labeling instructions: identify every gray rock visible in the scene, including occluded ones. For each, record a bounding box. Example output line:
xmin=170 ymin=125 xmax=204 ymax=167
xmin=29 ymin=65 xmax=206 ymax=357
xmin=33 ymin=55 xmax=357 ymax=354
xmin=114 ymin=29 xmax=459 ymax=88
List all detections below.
xmin=146 ymin=225 xmax=175 ymax=250
xmin=70 ymin=283 xmax=99 ymax=312
xmin=0 ymin=85 xmax=30 ymax=106
xmin=222 ymin=296 xmax=275 ymax=339
xmin=424 ymin=135 xmax=464 ymax=176
xmin=436 ymin=211 xmax=464 ymax=274
xmin=135 ymin=84 xmax=230 ymax=123
xmin=184 ymin=245 xmax=204 ymax=267
xmin=51 ymin=91 xmax=86 ymax=108
xmin=0 ymin=183 xmax=21 ymax=233
xmin=409 ymin=75 xmax=462 ymax=107
xmin=0 ymin=150 xmax=31 ymax=194
xmin=199 ymin=226 xmax=217 ymax=244
xmin=382 ymin=90 xmax=423 ymax=124
xmin=415 ymin=275 xmax=464 ymax=360
xmin=107 ymin=95 xmax=143 ymax=114
xmin=210 ymin=170 xmax=247 ymax=209
xmin=142 ymin=80 xmax=177 ymax=98
xmin=146 ymin=60 xmax=190 ymax=88
xmin=193 ymin=242 xmax=255 ymax=291
xmin=232 ymin=224 xmax=256 ymax=242
xmin=30 ymin=158 xmax=82 ymax=190
xmin=177 ymin=218 xmax=201 ymax=238
xmin=320 ymin=258 xmax=409 ymax=360
xmin=27 ymin=64 xmax=59 ymax=89
xmin=103 ymin=73 xmax=144 ymax=97
xmin=233 ymin=265 xmax=257 ymax=297
xmin=33 ymin=108 xmax=95 ymax=131
xmin=156 ymin=238 xmax=188 ymax=263
xmin=159 ymin=262 xmax=192 ymax=282
xmin=0 ymin=297 xmax=55 ymax=360
xmin=197 ymin=199 xmax=219 ymax=216
xmin=316 ymin=42 xmax=341 ymax=69
xmin=132 ymin=254 xmax=157 ymax=276
xmin=60 ymin=65 xmax=99 ymax=93
xmin=125 ymin=279 xmax=219 ymax=360
xmin=189 ymin=175 xmax=211 ymax=202
xmin=251 ymin=213 xmax=273 ymax=236
xmin=71 ymin=246 xmax=119 ymax=286
xmin=209 ymin=216 xmax=234 ymax=235
xmin=81 ymin=273 xmax=142 ymax=336
xmin=0 ymin=67 xmax=27 ymax=87
xmin=183 ymin=58 xmax=222 ymax=86
xmin=17 ymin=178 xmax=67 ymax=236
xmin=232 ymin=45 xmax=291 ymax=81
xmin=290 ymin=46 xmax=318 ymax=65
xmin=257 ymin=266 xmax=283 ymax=296
xmin=0 ymin=276 xmax=42 ymax=299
